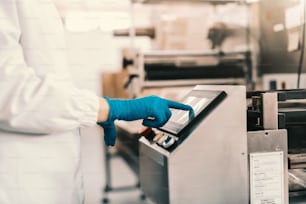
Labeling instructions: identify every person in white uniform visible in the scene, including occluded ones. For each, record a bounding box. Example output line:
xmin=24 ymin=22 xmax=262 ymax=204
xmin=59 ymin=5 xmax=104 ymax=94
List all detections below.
xmin=0 ymin=1 xmax=193 ymax=204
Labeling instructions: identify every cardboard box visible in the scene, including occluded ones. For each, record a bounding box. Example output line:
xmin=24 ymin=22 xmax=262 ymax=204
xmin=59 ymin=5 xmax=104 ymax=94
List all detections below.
xmin=102 ymin=70 xmax=130 ymax=99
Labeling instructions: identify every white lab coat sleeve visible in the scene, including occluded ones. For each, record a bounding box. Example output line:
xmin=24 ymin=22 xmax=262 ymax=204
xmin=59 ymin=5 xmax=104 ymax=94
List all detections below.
xmin=0 ymin=1 xmax=100 ymax=134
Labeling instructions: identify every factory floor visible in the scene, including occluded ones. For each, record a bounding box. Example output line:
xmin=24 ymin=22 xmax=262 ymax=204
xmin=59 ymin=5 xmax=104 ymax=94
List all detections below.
xmin=80 ymin=127 xmax=153 ymax=204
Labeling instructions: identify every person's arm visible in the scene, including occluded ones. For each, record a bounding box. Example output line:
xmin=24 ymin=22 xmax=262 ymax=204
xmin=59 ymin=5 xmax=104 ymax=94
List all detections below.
xmin=98 ymin=98 xmax=110 ymax=122
xmin=98 ymin=96 xmax=194 ymax=146
xmin=0 ymin=1 xmax=100 ymax=134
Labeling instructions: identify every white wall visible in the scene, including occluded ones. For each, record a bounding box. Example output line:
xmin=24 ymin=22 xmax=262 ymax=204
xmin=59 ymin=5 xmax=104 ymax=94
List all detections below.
xmin=65 ymin=30 xmax=151 ymax=91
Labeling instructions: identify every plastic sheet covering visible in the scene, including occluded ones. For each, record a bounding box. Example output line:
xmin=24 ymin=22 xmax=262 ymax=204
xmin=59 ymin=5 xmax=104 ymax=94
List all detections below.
xmin=289 ymin=169 xmax=306 ymax=192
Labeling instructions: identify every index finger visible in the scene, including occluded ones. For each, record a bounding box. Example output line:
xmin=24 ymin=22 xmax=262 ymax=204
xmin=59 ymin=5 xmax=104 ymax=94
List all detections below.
xmin=166 ymin=99 xmax=193 ymax=111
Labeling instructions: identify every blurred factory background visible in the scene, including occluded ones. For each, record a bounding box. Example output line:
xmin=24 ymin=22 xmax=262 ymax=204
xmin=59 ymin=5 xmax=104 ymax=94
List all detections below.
xmin=51 ymin=0 xmax=306 ymax=203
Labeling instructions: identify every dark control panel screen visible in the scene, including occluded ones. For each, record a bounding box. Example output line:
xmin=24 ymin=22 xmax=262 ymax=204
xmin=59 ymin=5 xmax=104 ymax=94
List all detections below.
xmin=159 ymin=90 xmax=226 ymax=136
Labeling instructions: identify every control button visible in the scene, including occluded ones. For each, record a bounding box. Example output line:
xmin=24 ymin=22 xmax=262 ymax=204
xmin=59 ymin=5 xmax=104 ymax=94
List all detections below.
xmin=153 ymin=134 xmax=163 ymax=143
xmin=139 ymin=127 xmax=156 ymax=141
xmin=139 ymin=127 xmax=152 ymax=136
xmin=157 ymin=135 xmax=167 ymax=145
xmin=162 ymin=136 xmax=175 ymax=149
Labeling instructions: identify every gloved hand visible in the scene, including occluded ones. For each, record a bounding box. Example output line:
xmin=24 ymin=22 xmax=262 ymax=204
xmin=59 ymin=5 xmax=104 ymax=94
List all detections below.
xmin=98 ymin=95 xmax=194 ymax=146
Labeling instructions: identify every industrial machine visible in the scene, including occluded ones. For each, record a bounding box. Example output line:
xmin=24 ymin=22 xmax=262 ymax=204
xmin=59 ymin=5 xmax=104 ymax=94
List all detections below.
xmin=130 ymin=51 xmax=252 ymax=96
xmin=139 ymin=85 xmax=249 ymax=204
xmin=139 ymin=85 xmax=306 ymax=204
xmin=247 ymin=89 xmax=306 ymax=203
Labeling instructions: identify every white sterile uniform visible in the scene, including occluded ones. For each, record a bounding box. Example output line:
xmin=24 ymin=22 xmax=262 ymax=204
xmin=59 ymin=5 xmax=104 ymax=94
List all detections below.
xmin=0 ymin=0 xmax=99 ymax=204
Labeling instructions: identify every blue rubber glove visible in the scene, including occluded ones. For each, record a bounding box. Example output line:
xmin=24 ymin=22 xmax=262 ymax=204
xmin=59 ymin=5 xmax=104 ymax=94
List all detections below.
xmin=98 ymin=95 xmax=194 ymax=146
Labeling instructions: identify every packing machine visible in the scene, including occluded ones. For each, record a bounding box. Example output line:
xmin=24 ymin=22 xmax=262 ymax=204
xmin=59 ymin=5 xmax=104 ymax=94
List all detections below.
xmin=139 ymin=85 xmax=306 ymax=204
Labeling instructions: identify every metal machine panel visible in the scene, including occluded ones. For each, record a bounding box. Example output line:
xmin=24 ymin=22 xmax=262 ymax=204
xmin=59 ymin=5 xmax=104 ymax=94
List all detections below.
xmin=247 ymin=130 xmax=288 ymax=204
xmin=139 ymin=139 xmax=170 ymax=204
xmin=139 ymin=85 xmax=248 ymax=204
xmin=167 ymin=85 xmax=248 ymax=204
xmin=262 ymin=92 xmax=278 ymax=129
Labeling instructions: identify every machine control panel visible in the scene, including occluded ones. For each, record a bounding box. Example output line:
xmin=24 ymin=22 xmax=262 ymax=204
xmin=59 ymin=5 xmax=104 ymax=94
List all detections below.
xmin=154 ymin=133 xmax=176 ymax=148
xmin=141 ymin=89 xmax=226 ymax=151
xmin=140 ymin=129 xmax=177 ymax=149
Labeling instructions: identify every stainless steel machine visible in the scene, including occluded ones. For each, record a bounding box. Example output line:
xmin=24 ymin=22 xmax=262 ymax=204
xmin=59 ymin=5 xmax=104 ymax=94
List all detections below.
xmin=139 ymin=86 xmax=306 ymax=204
xmin=139 ymin=85 xmax=249 ymax=204
xmin=247 ymin=89 xmax=306 ymax=203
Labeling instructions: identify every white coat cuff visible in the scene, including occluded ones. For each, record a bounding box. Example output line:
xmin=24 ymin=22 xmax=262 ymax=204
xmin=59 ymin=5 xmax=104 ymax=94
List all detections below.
xmin=77 ymin=91 xmax=100 ymax=127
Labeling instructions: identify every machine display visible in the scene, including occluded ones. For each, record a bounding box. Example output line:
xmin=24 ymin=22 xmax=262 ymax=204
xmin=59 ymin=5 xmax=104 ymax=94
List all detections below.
xmin=160 ymin=90 xmax=226 ymax=136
